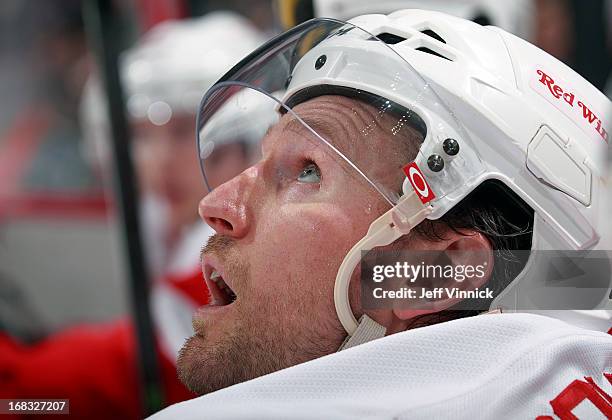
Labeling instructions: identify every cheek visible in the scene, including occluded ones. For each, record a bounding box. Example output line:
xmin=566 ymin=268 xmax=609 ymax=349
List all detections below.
xmin=248 ymin=202 xmax=366 ymax=304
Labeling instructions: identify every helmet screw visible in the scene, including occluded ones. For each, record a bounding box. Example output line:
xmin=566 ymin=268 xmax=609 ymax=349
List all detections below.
xmin=442 ymin=138 xmax=460 ymax=156
xmin=427 ymin=154 xmax=444 ymax=172
xmin=315 ymin=55 xmax=327 ymax=70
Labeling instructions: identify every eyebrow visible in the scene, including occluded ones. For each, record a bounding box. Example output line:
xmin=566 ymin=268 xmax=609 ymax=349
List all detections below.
xmin=283 ymin=115 xmax=363 ymax=178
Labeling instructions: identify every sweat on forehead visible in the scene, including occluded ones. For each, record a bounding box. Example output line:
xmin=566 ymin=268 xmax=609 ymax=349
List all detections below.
xmin=275 ymin=95 xmax=424 ymax=194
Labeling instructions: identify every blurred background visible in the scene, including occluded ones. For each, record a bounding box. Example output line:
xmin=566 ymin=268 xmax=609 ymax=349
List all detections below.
xmin=0 ymin=0 xmax=610 ymax=418
xmin=0 ymin=0 xmax=276 ymax=340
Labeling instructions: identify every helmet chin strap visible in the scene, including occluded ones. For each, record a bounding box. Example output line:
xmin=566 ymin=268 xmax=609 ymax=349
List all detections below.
xmin=335 ymin=191 xmax=432 ymax=351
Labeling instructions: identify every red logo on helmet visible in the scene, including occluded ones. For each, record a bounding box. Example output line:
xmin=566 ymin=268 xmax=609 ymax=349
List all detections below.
xmin=403 ymin=163 xmax=435 ymax=204
xmin=535 ymin=69 xmax=608 ymax=143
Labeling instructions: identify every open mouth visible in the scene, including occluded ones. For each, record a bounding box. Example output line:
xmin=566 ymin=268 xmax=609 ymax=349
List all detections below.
xmin=203 ymin=263 xmax=237 ymax=306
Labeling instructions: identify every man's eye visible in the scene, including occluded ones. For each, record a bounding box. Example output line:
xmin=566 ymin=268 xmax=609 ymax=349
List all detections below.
xmin=297 ymin=162 xmax=321 ymax=183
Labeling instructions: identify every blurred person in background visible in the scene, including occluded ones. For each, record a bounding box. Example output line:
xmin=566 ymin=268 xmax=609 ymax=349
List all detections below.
xmin=0 ymin=11 xmax=266 ymax=419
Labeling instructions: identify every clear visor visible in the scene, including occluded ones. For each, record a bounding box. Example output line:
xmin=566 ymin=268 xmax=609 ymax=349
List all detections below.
xmin=197 ymin=18 xmax=479 ymax=207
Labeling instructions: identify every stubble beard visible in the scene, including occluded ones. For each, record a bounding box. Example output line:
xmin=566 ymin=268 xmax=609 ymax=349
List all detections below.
xmin=177 ymin=235 xmax=344 ymax=395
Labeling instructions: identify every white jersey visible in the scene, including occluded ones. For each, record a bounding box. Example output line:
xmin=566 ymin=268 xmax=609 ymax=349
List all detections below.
xmin=149 ymin=313 xmax=612 ymax=419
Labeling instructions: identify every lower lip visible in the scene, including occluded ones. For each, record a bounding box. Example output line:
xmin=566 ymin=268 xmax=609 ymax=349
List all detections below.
xmin=194 ymin=302 xmax=233 ymax=319
xmin=193 ymin=304 xmax=233 ymax=335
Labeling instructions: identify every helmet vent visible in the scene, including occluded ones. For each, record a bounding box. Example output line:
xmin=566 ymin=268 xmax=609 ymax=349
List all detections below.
xmin=372 ymin=32 xmax=406 ymax=45
xmin=415 ymin=47 xmax=452 ymax=61
xmin=420 ymin=29 xmax=446 ymax=44
xmin=472 ymin=12 xmax=492 ymax=27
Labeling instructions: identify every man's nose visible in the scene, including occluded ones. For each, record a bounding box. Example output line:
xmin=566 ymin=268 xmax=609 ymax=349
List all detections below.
xmin=198 ymin=171 xmax=254 ymax=238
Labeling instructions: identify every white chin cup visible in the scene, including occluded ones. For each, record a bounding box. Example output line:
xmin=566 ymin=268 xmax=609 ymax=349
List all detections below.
xmin=333 ymin=191 xmax=432 ymax=335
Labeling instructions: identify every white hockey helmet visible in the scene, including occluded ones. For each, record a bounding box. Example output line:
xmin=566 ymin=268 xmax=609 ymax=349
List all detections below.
xmin=197 ymin=10 xmax=611 ymax=337
xmin=277 ymin=0 xmax=535 ymax=41
xmin=80 ymin=11 xmax=267 ymax=169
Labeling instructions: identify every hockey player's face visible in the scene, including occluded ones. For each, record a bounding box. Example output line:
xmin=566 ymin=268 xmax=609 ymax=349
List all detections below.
xmin=178 ymin=96 xmax=417 ymax=395
xmin=132 ymin=114 xmax=207 ymax=226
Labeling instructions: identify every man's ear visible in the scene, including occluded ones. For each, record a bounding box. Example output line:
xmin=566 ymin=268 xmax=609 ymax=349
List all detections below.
xmin=390 ymin=227 xmax=494 ymax=325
